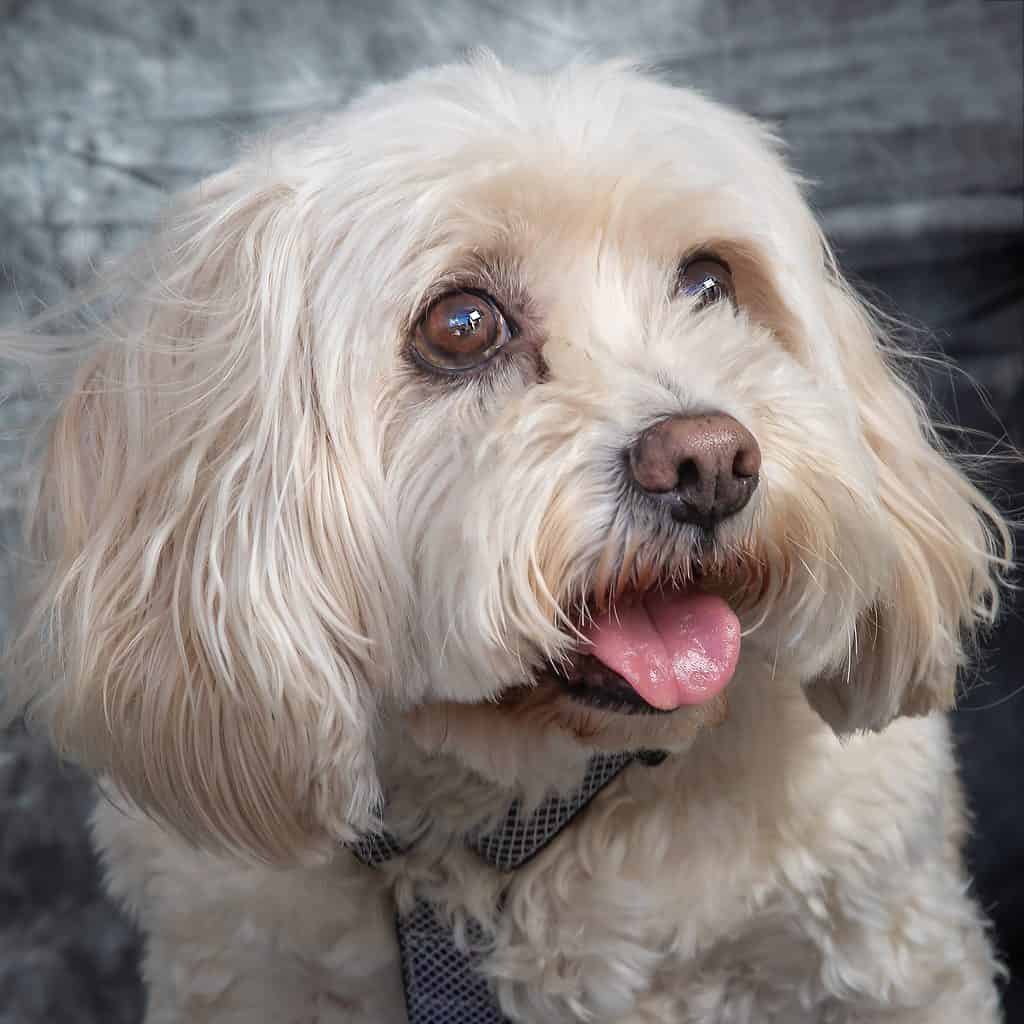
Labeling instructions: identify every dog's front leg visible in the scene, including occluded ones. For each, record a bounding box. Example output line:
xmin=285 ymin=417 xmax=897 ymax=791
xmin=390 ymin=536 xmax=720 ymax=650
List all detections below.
xmin=639 ymin=852 xmax=1003 ymax=1022
xmin=806 ymin=852 xmax=1003 ymax=1024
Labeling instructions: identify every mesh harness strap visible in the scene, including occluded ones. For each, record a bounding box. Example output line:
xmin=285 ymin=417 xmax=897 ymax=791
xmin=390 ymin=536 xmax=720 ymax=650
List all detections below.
xmin=350 ymin=750 xmax=666 ymax=1023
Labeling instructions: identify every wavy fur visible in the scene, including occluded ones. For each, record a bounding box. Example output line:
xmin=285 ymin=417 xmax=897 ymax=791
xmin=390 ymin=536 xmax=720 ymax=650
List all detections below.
xmin=2 ymin=56 xmax=1014 ymax=1022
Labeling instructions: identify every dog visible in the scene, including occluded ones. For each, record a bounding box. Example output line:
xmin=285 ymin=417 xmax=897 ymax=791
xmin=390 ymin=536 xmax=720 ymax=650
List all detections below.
xmin=3 ymin=56 xmax=1013 ymax=1022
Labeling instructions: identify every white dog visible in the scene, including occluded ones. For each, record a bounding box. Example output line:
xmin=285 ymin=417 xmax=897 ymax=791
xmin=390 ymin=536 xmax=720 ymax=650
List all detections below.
xmin=4 ymin=57 xmax=1014 ymax=1023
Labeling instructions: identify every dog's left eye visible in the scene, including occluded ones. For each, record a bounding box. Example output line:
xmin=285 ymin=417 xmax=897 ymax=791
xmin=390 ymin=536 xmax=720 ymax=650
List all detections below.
xmin=412 ymin=290 xmax=511 ymax=372
xmin=676 ymin=255 xmax=735 ymax=309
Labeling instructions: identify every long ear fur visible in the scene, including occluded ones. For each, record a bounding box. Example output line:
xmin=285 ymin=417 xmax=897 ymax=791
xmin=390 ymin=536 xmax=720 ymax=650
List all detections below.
xmin=4 ymin=168 xmax=391 ymax=864
xmin=805 ymin=269 xmax=1013 ymax=734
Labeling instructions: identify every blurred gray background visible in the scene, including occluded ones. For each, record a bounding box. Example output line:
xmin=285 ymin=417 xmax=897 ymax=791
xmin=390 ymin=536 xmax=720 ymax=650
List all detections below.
xmin=1 ymin=1 xmax=1021 ymax=1021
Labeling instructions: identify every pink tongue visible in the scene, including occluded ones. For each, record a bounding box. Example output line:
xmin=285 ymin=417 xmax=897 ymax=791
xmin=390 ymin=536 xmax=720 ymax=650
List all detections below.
xmin=583 ymin=589 xmax=741 ymax=710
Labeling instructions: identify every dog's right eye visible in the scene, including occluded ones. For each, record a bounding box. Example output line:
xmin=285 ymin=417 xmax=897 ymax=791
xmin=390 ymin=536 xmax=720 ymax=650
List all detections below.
xmin=412 ymin=290 xmax=511 ymax=372
xmin=676 ymin=255 xmax=735 ymax=309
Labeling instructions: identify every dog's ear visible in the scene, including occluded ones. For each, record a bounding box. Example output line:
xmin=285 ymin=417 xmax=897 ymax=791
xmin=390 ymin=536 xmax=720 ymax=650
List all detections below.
xmin=803 ymin=274 xmax=1011 ymax=734
xmin=7 ymin=168 xmax=394 ymax=864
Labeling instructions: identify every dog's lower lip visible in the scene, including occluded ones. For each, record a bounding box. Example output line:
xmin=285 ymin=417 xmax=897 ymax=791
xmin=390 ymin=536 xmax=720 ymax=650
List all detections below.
xmin=541 ymin=654 xmax=674 ymax=716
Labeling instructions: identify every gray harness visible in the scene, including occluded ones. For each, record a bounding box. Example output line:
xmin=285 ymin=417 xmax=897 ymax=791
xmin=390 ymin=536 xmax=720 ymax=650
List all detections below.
xmin=351 ymin=749 xmax=666 ymax=1023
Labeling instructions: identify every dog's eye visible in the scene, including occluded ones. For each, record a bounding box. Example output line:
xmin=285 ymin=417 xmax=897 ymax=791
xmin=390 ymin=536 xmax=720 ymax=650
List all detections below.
xmin=412 ymin=290 xmax=510 ymax=372
xmin=676 ymin=256 xmax=734 ymax=309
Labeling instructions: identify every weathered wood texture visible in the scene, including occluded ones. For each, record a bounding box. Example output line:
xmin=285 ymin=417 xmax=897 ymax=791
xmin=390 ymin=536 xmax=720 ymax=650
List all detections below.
xmin=0 ymin=2 xmax=1021 ymax=1022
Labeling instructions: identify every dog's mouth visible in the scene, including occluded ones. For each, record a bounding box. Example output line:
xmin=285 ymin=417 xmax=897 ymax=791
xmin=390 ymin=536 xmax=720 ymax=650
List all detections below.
xmin=529 ymin=580 xmax=743 ymax=716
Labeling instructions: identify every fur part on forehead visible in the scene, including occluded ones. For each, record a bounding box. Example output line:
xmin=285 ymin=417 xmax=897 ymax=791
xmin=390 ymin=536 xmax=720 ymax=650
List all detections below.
xmin=3 ymin=54 xmax=1010 ymax=865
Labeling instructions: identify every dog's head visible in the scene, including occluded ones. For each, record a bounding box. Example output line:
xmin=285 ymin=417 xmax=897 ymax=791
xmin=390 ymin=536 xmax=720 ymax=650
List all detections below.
xmin=8 ymin=58 xmax=1009 ymax=862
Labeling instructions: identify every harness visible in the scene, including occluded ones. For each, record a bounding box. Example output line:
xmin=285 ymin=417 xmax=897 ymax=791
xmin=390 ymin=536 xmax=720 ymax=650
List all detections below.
xmin=351 ymin=749 xmax=666 ymax=1023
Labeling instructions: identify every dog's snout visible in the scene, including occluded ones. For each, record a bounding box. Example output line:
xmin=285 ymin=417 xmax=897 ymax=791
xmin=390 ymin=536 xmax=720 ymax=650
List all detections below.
xmin=628 ymin=413 xmax=761 ymax=527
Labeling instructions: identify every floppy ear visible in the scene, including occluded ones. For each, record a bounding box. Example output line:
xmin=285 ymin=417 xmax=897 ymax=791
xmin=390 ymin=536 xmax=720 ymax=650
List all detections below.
xmin=804 ymin=272 xmax=1011 ymax=734
xmin=7 ymin=169 xmax=392 ymax=864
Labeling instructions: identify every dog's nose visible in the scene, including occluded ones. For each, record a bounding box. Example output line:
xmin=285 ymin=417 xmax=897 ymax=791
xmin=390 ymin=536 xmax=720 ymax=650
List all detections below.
xmin=628 ymin=413 xmax=761 ymax=527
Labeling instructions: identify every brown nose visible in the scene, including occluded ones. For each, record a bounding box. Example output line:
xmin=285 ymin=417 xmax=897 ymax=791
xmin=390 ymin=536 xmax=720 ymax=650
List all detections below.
xmin=628 ymin=413 xmax=761 ymax=527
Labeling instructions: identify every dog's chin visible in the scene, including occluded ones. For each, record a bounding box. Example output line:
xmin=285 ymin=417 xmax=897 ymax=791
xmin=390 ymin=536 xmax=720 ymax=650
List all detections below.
xmin=492 ymin=673 xmax=731 ymax=750
xmin=403 ymin=648 xmax=731 ymax=787
xmin=405 ymin=681 xmax=729 ymax=784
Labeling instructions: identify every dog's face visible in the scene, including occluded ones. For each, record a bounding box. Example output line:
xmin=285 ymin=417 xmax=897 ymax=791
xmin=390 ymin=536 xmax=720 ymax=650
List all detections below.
xmin=11 ymin=59 xmax=1007 ymax=862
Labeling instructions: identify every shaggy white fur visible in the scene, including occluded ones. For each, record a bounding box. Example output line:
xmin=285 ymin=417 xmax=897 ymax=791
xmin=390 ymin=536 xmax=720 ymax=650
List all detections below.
xmin=3 ymin=56 xmax=1014 ymax=1022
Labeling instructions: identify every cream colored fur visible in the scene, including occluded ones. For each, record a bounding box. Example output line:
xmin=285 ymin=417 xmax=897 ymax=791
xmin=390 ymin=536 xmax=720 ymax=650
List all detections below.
xmin=3 ymin=57 xmax=1014 ymax=1022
